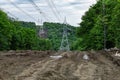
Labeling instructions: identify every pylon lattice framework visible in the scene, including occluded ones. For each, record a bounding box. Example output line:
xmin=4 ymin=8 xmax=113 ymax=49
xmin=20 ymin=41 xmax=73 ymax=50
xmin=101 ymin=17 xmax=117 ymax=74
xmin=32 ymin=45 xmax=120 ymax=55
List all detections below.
xmin=59 ymin=18 xmax=70 ymax=51
xmin=38 ymin=19 xmax=46 ymax=38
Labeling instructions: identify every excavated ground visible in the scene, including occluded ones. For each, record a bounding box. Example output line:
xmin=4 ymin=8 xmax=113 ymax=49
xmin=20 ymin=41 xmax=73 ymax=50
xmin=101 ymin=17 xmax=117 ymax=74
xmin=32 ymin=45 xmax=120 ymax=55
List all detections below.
xmin=0 ymin=50 xmax=120 ymax=80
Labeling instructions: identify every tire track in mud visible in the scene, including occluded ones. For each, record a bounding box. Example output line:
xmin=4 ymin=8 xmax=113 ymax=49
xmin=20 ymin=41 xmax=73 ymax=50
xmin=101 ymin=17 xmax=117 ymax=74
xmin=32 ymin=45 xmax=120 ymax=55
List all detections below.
xmin=0 ymin=51 xmax=120 ymax=80
xmin=15 ymin=51 xmax=120 ymax=80
xmin=15 ymin=58 xmax=54 ymax=80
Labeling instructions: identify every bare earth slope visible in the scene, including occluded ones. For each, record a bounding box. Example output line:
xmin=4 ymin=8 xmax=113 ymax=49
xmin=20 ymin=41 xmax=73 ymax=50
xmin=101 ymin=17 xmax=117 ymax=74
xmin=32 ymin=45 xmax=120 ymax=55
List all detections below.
xmin=0 ymin=50 xmax=120 ymax=80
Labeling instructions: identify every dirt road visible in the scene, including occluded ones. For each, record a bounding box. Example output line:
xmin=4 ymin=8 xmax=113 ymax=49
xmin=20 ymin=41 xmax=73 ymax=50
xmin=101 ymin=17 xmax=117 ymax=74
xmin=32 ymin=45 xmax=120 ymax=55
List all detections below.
xmin=0 ymin=50 xmax=120 ymax=80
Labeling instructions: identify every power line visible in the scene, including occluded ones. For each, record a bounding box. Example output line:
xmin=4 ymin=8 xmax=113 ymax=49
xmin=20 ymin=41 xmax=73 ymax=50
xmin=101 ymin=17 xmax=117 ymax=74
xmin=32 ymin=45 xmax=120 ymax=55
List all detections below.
xmin=50 ymin=0 xmax=63 ymax=20
xmin=0 ymin=7 xmax=18 ymax=20
xmin=46 ymin=0 xmax=61 ymax=21
xmin=7 ymin=0 xmax=37 ymax=22
xmin=7 ymin=12 xmax=18 ymax=19
xmin=45 ymin=0 xmax=61 ymax=22
xmin=28 ymin=0 xmax=50 ymax=21
xmin=28 ymin=0 xmax=49 ymax=38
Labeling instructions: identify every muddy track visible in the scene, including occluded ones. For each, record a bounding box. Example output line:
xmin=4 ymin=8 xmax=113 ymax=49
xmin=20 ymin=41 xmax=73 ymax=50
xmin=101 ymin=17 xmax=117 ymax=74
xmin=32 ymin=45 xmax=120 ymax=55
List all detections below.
xmin=0 ymin=50 xmax=120 ymax=80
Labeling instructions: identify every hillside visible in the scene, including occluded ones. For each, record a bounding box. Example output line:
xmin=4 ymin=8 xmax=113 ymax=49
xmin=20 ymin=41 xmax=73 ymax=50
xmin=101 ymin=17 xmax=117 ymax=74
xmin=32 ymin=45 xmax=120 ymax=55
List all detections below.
xmin=73 ymin=0 xmax=120 ymax=50
xmin=43 ymin=22 xmax=77 ymax=50
xmin=0 ymin=10 xmax=52 ymax=50
xmin=0 ymin=9 xmax=77 ymax=51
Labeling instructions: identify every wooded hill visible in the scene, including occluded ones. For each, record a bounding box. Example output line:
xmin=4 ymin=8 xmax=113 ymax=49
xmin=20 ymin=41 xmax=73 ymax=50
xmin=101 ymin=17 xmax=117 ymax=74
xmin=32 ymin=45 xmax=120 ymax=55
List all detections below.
xmin=0 ymin=10 xmax=76 ymax=50
xmin=0 ymin=10 xmax=52 ymax=50
xmin=43 ymin=22 xmax=77 ymax=50
xmin=1 ymin=0 xmax=119 ymax=51
xmin=72 ymin=0 xmax=120 ymax=50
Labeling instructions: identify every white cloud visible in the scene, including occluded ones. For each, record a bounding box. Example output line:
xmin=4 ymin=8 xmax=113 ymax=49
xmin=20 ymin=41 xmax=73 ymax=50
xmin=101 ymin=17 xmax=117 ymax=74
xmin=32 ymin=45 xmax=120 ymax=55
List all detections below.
xmin=0 ymin=0 xmax=96 ymax=26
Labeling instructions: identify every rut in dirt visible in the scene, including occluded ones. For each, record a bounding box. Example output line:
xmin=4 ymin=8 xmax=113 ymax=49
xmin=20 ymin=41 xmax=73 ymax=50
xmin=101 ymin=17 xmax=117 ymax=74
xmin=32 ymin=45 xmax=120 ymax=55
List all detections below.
xmin=0 ymin=50 xmax=120 ymax=80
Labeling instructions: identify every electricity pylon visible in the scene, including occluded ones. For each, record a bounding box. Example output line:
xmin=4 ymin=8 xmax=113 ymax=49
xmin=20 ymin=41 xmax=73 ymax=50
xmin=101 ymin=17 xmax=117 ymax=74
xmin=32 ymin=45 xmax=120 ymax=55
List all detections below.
xmin=102 ymin=0 xmax=107 ymax=49
xmin=38 ymin=19 xmax=46 ymax=38
xmin=59 ymin=18 xmax=70 ymax=51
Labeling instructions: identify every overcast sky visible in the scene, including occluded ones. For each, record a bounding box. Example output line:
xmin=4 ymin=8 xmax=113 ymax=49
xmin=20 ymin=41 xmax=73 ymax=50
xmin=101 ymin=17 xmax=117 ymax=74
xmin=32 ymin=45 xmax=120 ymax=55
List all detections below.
xmin=0 ymin=0 xmax=96 ymax=26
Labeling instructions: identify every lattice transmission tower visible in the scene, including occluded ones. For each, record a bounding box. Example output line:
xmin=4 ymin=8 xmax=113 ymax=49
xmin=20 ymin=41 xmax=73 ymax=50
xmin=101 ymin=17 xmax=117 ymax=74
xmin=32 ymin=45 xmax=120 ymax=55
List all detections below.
xmin=38 ymin=19 xmax=46 ymax=38
xmin=59 ymin=18 xmax=70 ymax=51
xmin=102 ymin=0 xmax=107 ymax=49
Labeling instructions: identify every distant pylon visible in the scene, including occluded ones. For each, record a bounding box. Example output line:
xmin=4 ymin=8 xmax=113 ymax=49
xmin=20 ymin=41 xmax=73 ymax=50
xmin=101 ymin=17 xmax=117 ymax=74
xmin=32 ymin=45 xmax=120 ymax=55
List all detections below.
xmin=38 ymin=19 xmax=46 ymax=38
xmin=102 ymin=0 xmax=107 ymax=49
xmin=59 ymin=17 xmax=70 ymax=51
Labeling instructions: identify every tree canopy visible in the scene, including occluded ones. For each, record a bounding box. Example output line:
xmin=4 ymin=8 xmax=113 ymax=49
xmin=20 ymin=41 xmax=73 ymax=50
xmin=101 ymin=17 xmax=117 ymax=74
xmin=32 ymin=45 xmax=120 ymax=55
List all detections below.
xmin=0 ymin=10 xmax=52 ymax=50
xmin=72 ymin=0 xmax=120 ymax=50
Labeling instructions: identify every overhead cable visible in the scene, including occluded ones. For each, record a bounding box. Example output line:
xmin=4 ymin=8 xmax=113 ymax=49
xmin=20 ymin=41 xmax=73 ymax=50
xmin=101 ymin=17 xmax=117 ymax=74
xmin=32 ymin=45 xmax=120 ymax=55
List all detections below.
xmin=7 ymin=0 xmax=37 ymax=21
xmin=29 ymin=0 xmax=50 ymax=21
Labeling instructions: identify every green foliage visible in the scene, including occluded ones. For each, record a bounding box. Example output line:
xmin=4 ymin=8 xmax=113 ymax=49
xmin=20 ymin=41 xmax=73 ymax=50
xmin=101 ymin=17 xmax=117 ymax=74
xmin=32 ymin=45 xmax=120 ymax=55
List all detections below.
xmin=38 ymin=39 xmax=52 ymax=50
xmin=0 ymin=10 xmax=52 ymax=50
xmin=74 ymin=0 xmax=120 ymax=50
xmin=17 ymin=21 xmax=36 ymax=29
xmin=0 ymin=10 xmax=13 ymax=50
xmin=0 ymin=9 xmax=76 ymax=51
xmin=43 ymin=22 xmax=77 ymax=50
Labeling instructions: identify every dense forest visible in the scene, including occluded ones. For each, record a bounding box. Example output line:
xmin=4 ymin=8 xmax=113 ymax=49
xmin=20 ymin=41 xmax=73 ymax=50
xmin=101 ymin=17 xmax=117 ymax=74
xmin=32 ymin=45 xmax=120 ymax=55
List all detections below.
xmin=0 ymin=0 xmax=120 ymax=51
xmin=0 ymin=10 xmax=76 ymax=50
xmin=43 ymin=22 xmax=76 ymax=50
xmin=72 ymin=0 xmax=120 ymax=50
xmin=0 ymin=10 xmax=52 ymax=50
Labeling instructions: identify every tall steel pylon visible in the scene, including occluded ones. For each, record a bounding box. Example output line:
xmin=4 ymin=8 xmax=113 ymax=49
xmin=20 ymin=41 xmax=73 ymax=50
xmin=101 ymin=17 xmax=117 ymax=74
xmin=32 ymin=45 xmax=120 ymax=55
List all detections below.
xmin=59 ymin=18 xmax=70 ymax=51
xmin=38 ymin=19 xmax=46 ymax=38
xmin=102 ymin=0 xmax=107 ymax=49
